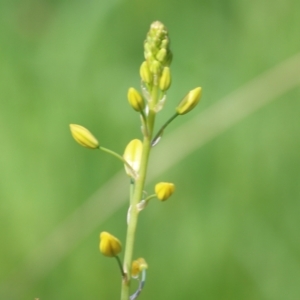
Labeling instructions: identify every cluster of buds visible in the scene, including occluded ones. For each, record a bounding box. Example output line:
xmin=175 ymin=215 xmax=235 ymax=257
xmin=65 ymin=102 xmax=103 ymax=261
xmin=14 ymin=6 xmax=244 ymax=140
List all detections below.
xmin=69 ymin=21 xmax=202 ymax=300
xmin=129 ymin=21 xmax=202 ymax=146
xmin=142 ymin=21 xmax=172 ymax=87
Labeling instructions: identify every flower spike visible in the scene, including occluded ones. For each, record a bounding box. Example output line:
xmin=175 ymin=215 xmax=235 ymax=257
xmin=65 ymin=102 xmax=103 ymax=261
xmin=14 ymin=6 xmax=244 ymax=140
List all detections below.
xmin=70 ymin=21 xmax=203 ymax=300
xmin=144 ymin=21 xmax=172 ymax=77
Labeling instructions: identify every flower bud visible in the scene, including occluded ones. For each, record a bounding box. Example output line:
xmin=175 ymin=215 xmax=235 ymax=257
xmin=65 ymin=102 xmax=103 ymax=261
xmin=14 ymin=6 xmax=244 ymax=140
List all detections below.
xmin=156 ymin=48 xmax=167 ymax=63
xmin=159 ymin=67 xmax=171 ymax=91
xmin=155 ymin=182 xmax=175 ymax=201
xmin=99 ymin=231 xmax=122 ymax=257
xmin=161 ymin=38 xmax=169 ymax=49
xmin=123 ymin=139 xmax=143 ymax=177
xmin=69 ymin=124 xmax=99 ymax=149
xmin=140 ymin=61 xmax=152 ymax=84
xmin=127 ymin=88 xmax=145 ymax=112
xmin=176 ymin=87 xmax=202 ymax=115
xmin=131 ymin=258 xmax=148 ymax=278
xmin=144 ymin=21 xmax=172 ymax=74
xmin=149 ymin=60 xmax=161 ymax=75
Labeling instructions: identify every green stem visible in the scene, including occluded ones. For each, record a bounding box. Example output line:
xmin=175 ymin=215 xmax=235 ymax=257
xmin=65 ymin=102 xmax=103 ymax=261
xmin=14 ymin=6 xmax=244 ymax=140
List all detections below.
xmin=144 ymin=194 xmax=157 ymax=203
xmin=151 ymin=112 xmax=178 ymax=146
xmin=129 ymin=179 xmax=134 ymax=205
xmin=140 ymin=110 xmax=149 ymax=138
xmin=99 ymin=146 xmax=138 ymax=180
xmin=115 ymin=256 xmax=125 ymax=278
xmin=120 ymin=85 xmax=158 ymax=300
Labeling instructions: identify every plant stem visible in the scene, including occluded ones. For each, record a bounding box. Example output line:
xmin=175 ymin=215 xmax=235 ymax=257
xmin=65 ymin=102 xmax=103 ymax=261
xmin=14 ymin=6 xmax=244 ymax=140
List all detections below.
xmin=99 ymin=146 xmax=138 ymax=179
xmin=120 ymin=86 xmax=158 ymax=300
xmin=115 ymin=256 xmax=125 ymax=277
xmin=151 ymin=112 xmax=178 ymax=146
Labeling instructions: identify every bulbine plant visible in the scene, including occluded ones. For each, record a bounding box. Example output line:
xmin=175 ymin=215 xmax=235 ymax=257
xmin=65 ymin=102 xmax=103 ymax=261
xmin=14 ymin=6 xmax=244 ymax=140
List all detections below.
xmin=70 ymin=21 xmax=202 ymax=300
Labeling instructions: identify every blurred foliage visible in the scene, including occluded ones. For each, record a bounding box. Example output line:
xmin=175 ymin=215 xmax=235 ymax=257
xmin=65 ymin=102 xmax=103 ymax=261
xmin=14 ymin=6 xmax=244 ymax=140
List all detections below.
xmin=0 ymin=0 xmax=300 ymax=299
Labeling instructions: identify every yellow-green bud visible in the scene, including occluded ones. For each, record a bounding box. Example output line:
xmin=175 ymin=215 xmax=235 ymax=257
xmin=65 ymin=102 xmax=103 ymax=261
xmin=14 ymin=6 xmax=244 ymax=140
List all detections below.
xmin=156 ymin=48 xmax=167 ymax=63
xmin=155 ymin=182 xmax=175 ymax=201
xmin=176 ymin=87 xmax=202 ymax=115
xmin=161 ymin=38 xmax=169 ymax=49
xmin=149 ymin=60 xmax=161 ymax=75
xmin=127 ymin=88 xmax=145 ymax=112
xmin=131 ymin=258 xmax=148 ymax=278
xmin=140 ymin=61 xmax=152 ymax=84
xmin=99 ymin=231 xmax=122 ymax=257
xmin=69 ymin=124 xmax=99 ymax=149
xmin=123 ymin=139 xmax=143 ymax=177
xmin=159 ymin=67 xmax=171 ymax=91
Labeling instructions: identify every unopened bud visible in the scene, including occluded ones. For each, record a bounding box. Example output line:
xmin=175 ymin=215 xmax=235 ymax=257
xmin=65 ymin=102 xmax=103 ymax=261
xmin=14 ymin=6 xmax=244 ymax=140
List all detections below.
xmin=123 ymin=139 xmax=143 ymax=177
xmin=99 ymin=232 xmax=122 ymax=257
xmin=155 ymin=182 xmax=175 ymax=201
xmin=176 ymin=87 xmax=202 ymax=115
xmin=156 ymin=48 xmax=167 ymax=63
xmin=149 ymin=60 xmax=161 ymax=75
xmin=161 ymin=38 xmax=169 ymax=49
xmin=69 ymin=124 xmax=99 ymax=149
xmin=159 ymin=67 xmax=171 ymax=91
xmin=127 ymin=88 xmax=145 ymax=112
xmin=140 ymin=61 xmax=152 ymax=84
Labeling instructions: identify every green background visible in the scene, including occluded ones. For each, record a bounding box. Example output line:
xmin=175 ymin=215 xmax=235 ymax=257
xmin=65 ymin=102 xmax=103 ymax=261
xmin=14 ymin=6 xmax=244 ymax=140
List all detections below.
xmin=1 ymin=0 xmax=300 ymax=299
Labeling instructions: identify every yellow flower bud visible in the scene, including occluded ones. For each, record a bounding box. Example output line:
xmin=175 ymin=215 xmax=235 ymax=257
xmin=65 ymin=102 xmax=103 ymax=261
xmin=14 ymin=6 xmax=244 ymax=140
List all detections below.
xmin=159 ymin=67 xmax=171 ymax=91
xmin=123 ymin=139 xmax=143 ymax=177
xmin=176 ymin=87 xmax=202 ymax=115
xmin=140 ymin=61 xmax=152 ymax=84
xmin=155 ymin=182 xmax=175 ymax=201
xmin=131 ymin=258 xmax=148 ymax=278
xmin=127 ymin=88 xmax=145 ymax=112
xmin=99 ymin=231 xmax=122 ymax=257
xmin=69 ymin=124 xmax=99 ymax=149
